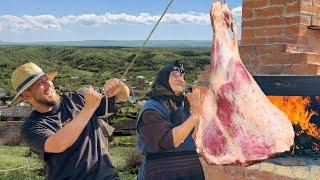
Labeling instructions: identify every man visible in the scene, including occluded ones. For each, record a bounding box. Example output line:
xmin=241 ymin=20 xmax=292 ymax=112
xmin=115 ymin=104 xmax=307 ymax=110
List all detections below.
xmin=11 ymin=62 xmax=130 ymax=180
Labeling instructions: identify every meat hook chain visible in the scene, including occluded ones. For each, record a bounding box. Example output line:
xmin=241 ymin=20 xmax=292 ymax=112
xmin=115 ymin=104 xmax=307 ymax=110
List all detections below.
xmin=104 ymin=0 xmax=174 ymax=118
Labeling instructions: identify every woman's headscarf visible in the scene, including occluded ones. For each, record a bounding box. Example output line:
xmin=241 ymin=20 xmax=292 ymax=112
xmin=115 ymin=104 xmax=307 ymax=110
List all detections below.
xmin=146 ymin=60 xmax=191 ymax=126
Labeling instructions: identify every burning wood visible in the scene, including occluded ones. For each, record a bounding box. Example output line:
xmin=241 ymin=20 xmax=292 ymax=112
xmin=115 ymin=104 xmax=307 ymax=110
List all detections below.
xmin=268 ymin=96 xmax=320 ymax=154
xmin=268 ymin=96 xmax=319 ymax=138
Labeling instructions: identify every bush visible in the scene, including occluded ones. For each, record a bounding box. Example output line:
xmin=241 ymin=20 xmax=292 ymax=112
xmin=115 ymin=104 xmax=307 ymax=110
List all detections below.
xmin=121 ymin=148 xmax=143 ymax=175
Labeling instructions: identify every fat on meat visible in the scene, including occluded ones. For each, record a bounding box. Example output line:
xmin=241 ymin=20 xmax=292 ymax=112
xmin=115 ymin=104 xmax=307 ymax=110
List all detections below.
xmin=194 ymin=1 xmax=294 ymax=166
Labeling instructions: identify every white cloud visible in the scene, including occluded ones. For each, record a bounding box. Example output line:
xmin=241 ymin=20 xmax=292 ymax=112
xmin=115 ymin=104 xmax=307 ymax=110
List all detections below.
xmin=162 ymin=13 xmax=209 ymax=24
xmin=231 ymin=7 xmax=242 ymax=17
xmin=0 ymin=15 xmax=61 ymax=32
xmin=61 ymin=12 xmax=209 ymax=26
xmin=0 ymin=8 xmax=242 ymax=33
xmin=0 ymin=12 xmax=210 ymax=32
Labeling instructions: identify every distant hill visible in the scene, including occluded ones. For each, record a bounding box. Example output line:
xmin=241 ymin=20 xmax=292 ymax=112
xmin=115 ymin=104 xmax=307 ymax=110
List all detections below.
xmin=0 ymin=41 xmax=18 ymax=45
xmin=0 ymin=40 xmax=212 ymax=48
xmin=0 ymin=46 xmax=212 ymax=97
xmin=0 ymin=40 xmax=241 ymax=48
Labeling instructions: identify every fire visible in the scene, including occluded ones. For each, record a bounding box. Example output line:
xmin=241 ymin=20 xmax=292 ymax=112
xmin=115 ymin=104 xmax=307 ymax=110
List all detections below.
xmin=267 ymin=96 xmax=320 ymax=139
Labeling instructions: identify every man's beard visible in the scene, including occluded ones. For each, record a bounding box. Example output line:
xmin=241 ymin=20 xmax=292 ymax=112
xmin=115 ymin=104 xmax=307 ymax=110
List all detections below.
xmin=36 ymin=92 xmax=60 ymax=107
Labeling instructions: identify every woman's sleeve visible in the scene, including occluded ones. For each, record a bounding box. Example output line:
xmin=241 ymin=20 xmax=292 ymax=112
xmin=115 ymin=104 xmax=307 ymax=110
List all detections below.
xmin=138 ymin=109 xmax=175 ymax=151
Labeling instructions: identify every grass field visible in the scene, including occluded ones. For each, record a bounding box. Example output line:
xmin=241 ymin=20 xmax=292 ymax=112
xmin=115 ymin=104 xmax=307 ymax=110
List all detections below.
xmin=0 ymin=146 xmax=138 ymax=180
xmin=0 ymin=146 xmax=43 ymax=180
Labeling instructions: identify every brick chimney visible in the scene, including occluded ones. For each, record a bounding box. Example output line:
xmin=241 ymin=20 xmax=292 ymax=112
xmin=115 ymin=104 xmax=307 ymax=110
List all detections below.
xmin=197 ymin=0 xmax=320 ymax=86
xmin=240 ymin=0 xmax=320 ymax=75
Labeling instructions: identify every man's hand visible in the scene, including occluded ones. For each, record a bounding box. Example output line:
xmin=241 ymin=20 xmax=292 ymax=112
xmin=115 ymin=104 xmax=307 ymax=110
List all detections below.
xmin=104 ymin=78 xmax=130 ymax=103
xmin=104 ymin=78 xmax=123 ymax=97
xmin=84 ymin=87 xmax=103 ymax=111
xmin=45 ymin=87 xmax=103 ymax=153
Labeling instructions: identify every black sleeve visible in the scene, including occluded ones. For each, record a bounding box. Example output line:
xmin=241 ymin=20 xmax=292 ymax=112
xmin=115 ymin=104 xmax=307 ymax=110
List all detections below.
xmin=20 ymin=119 xmax=55 ymax=160
xmin=95 ymin=96 xmax=116 ymax=116
xmin=138 ymin=109 xmax=175 ymax=152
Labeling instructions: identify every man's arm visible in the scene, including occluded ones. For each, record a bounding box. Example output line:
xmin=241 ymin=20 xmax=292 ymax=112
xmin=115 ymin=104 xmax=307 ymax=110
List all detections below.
xmin=104 ymin=78 xmax=130 ymax=103
xmin=44 ymin=88 xmax=102 ymax=153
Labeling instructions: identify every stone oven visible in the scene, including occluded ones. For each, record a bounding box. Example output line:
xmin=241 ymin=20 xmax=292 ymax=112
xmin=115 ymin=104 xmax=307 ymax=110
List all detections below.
xmin=196 ymin=0 xmax=320 ymax=179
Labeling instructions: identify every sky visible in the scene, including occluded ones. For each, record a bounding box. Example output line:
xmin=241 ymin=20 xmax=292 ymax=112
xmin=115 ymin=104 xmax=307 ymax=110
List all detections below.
xmin=0 ymin=0 xmax=243 ymax=42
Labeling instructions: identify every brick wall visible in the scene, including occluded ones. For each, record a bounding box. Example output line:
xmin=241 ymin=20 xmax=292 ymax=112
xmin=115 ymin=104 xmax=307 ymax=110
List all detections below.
xmin=240 ymin=0 xmax=320 ymax=75
xmin=200 ymin=157 xmax=320 ymax=180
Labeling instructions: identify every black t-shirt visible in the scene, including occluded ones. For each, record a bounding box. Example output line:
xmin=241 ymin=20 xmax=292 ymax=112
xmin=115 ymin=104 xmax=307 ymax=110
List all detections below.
xmin=20 ymin=89 xmax=119 ymax=180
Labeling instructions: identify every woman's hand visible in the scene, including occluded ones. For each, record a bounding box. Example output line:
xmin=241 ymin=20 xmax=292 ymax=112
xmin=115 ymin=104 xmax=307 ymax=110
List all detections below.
xmin=171 ymin=88 xmax=204 ymax=148
xmin=190 ymin=88 xmax=205 ymax=121
xmin=190 ymin=88 xmax=204 ymax=140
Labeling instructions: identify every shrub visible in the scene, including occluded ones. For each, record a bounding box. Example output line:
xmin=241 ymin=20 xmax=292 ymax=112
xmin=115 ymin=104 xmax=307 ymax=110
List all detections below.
xmin=121 ymin=148 xmax=143 ymax=175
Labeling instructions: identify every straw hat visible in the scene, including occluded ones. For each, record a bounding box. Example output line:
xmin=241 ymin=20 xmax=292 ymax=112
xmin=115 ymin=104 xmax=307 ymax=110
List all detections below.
xmin=10 ymin=62 xmax=59 ymax=106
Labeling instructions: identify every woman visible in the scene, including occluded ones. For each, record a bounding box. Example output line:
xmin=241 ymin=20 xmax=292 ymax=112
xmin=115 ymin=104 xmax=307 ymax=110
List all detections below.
xmin=136 ymin=60 xmax=205 ymax=180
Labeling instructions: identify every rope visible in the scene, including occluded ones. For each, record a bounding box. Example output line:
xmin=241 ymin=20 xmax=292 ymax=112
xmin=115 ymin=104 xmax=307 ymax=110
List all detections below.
xmin=0 ymin=163 xmax=43 ymax=172
xmin=120 ymin=0 xmax=174 ymax=79
xmin=105 ymin=0 xmax=174 ymax=117
xmin=1 ymin=0 xmax=174 ymax=174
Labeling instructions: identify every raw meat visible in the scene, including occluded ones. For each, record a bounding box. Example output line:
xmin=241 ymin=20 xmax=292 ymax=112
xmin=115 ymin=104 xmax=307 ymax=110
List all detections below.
xmin=194 ymin=1 xmax=294 ymax=166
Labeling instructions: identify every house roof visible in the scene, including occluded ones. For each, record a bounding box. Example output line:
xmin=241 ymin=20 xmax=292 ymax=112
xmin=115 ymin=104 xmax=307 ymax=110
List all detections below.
xmin=0 ymin=106 xmax=33 ymax=118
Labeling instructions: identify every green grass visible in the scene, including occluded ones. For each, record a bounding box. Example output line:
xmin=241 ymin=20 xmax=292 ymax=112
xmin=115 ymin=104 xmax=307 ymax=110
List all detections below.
xmin=0 ymin=146 xmax=138 ymax=180
xmin=109 ymin=146 xmax=137 ymax=180
xmin=0 ymin=146 xmax=44 ymax=180
xmin=114 ymin=136 xmax=137 ymax=144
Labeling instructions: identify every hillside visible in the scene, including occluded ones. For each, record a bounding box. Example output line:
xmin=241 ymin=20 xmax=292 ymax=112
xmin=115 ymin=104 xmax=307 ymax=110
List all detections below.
xmin=0 ymin=46 xmax=211 ymax=97
xmin=0 ymin=40 xmax=241 ymax=48
xmin=0 ymin=40 xmax=213 ymax=48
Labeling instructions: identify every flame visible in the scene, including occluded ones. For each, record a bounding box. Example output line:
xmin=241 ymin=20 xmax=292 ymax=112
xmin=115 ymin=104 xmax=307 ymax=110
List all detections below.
xmin=267 ymin=96 xmax=320 ymax=139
